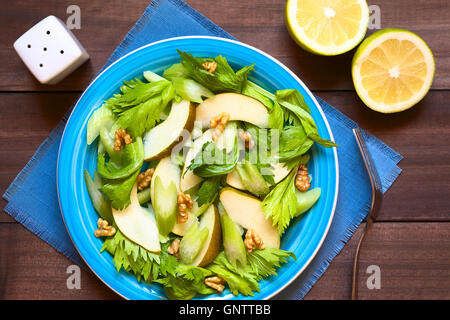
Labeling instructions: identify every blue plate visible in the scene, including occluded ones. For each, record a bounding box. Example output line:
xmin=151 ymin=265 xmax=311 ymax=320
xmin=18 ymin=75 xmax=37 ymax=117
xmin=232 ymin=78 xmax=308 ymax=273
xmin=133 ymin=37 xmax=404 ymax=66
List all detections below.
xmin=57 ymin=36 xmax=339 ymax=300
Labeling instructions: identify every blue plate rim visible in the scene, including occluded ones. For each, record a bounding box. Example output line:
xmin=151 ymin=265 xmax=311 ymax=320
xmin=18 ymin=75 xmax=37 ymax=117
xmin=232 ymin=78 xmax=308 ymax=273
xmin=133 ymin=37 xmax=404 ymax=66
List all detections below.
xmin=56 ymin=35 xmax=339 ymax=300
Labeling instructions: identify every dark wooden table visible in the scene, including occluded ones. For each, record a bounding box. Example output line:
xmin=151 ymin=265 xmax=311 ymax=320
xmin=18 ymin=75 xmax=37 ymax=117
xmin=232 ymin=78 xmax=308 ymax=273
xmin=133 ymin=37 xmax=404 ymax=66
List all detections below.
xmin=1 ymin=0 xmax=449 ymax=300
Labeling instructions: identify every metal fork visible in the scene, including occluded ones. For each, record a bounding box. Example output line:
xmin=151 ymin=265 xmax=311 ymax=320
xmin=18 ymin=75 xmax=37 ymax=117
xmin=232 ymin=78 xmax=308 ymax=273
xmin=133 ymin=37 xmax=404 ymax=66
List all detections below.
xmin=351 ymin=128 xmax=383 ymax=300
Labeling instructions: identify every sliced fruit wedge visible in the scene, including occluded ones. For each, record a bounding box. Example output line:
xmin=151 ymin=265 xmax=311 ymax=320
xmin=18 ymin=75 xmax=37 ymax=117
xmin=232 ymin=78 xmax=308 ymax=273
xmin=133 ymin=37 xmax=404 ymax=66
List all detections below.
xmin=143 ymin=99 xmax=195 ymax=161
xmin=226 ymin=169 xmax=245 ymax=190
xmin=112 ymin=183 xmax=161 ymax=253
xmin=219 ymin=187 xmax=280 ymax=249
xmin=172 ymin=213 xmax=198 ymax=236
xmin=195 ymin=93 xmax=269 ymax=128
xmin=190 ymin=205 xmax=222 ymax=267
xmin=352 ymin=28 xmax=435 ymax=113
xmin=285 ymin=0 xmax=369 ymax=55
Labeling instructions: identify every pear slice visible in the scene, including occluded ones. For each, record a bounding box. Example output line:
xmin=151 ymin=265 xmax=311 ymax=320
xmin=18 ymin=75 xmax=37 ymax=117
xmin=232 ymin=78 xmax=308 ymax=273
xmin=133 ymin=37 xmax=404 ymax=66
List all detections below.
xmin=179 ymin=129 xmax=214 ymax=193
xmin=150 ymin=157 xmax=181 ymax=236
xmin=143 ymin=99 xmax=195 ymax=161
xmin=219 ymin=187 xmax=280 ymax=249
xmin=190 ymin=205 xmax=222 ymax=267
xmin=112 ymin=184 xmax=161 ymax=253
xmin=226 ymin=163 xmax=292 ymax=190
xmin=172 ymin=213 xmax=198 ymax=236
xmin=196 ymin=93 xmax=269 ymax=128
xmin=226 ymin=169 xmax=246 ymax=190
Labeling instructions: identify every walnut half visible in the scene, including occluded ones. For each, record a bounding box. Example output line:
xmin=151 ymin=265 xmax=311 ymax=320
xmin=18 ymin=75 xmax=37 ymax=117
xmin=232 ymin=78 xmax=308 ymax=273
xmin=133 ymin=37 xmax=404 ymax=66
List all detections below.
xmin=114 ymin=129 xmax=133 ymax=151
xmin=238 ymin=130 xmax=255 ymax=149
xmin=167 ymin=238 xmax=180 ymax=258
xmin=203 ymin=61 xmax=217 ymax=73
xmin=205 ymin=276 xmax=226 ymax=293
xmin=94 ymin=218 xmax=116 ymax=237
xmin=295 ymin=165 xmax=311 ymax=192
xmin=244 ymin=229 xmax=264 ymax=253
xmin=177 ymin=192 xmax=193 ymax=223
xmin=137 ymin=168 xmax=154 ymax=191
xmin=210 ymin=112 xmax=230 ymax=141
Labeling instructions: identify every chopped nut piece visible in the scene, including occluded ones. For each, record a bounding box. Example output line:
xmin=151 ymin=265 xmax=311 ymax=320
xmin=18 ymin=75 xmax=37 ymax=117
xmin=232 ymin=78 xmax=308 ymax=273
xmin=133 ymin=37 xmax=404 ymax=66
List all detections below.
xmin=167 ymin=238 xmax=181 ymax=258
xmin=94 ymin=218 xmax=116 ymax=237
xmin=203 ymin=61 xmax=217 ymax=73
xmin=244 ymin=229 xmax=265 ymax=253
xmin=295 ymin=165 xmax=311 ymax=192
xmin=210 ymin=112 xmax=230 ymax=141
xmin=238 ymin=130 xmax=255 ymax=149
xmin=205 ymin=276 xmax=226 ymax=293
xmin=177 ymin=192 xmax=194 ymax=223
xmin=114 ymin=129 xmax=133 ymax=151
xmin=137 ymin=168 xmax=155 ymax=191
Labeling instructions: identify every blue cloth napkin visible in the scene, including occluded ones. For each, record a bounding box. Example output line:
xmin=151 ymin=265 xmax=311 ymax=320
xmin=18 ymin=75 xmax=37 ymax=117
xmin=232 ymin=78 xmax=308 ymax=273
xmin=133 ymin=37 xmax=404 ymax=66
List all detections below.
xmin=3 ymin=0 xmax=402 ymax=299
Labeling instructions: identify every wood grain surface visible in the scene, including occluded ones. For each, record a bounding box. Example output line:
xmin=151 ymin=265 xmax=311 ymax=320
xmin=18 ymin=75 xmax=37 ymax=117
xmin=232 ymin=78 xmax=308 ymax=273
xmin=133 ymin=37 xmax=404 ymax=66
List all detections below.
xmin=1 ymin=0 xmax=449 ymax=300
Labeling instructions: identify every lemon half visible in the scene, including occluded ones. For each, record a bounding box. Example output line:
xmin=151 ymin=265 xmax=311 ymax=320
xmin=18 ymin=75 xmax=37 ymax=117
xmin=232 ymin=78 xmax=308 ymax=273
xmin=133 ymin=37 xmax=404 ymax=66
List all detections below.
xmin=285 ymin=0 xmax=370 ymax=56
xmin=352 ymin=29 xmax=435 ymax=113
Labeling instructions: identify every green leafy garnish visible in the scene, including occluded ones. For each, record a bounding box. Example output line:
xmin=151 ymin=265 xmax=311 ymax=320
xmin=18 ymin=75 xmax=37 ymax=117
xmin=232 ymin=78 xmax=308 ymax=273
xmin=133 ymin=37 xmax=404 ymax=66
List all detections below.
xmin=115 ymin=84 xmax=175 ymax=138
xmin=177 ymin=50 xmax=253 ymax=93
xmin=187 ymin=138 xmax=239 ymax=178
xmin=154 ymin=264 xmax=215 ymax=300
xmin=97 ymin=137 xmax=144 ymax=180
xmin=277 ymin=126 xmax=314 ymax=164
xmin=275 ymin=89 xmax=310 ymax=113
xmin=196 ymin=176 xmax=224 ymax=207
xmin=101 ymin=231 xmax=178 ymax=282
xmin=247 ymin=247 xmax=297 ymax=280
xmin=207 ymin=248 xmax=296 ymax=296
xmin=101 ymin=169 xmax=140 ymax=210
xmin=261 ymin=167 xmax=299 ymax=235
xmin=105 ymin=79 xmax=171 ymax=114
xmin=268 ymin=101 xmax=284 ymax=131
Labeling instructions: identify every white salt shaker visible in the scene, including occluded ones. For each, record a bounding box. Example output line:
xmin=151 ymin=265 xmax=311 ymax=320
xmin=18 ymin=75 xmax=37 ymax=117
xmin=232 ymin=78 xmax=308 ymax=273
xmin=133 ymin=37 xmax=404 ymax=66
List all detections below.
xmin=13 ymin=15 xmax=89 ymax=85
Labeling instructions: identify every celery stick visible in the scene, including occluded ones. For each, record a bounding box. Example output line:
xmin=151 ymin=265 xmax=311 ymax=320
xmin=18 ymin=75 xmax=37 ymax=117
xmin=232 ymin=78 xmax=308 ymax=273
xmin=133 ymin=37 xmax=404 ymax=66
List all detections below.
xmin=215 ymin=121 xmax=237 ymax=153
xmin=179 ymin=223 xmax=209 ymax=265
xmin=84 ymin=170 xmax=113 ymax=224
xmin=143 ymin=70 xmax=168 ymax=83
xmin=99 ymin=127 xmax=117 ymax=160
xmin=294 ymin=188 xmax=321 ymax=217
xmin=137 ymin=187 xmax=151 ymax=205
xmin=87 ymin=105 xmax=116 ymax=145
xmin=218 ymin=202 xmax=247 ymax=268
xmin=236 ymin=163 xmax=269 ymax=197
xmin=171 ymin=77 xmax=214 ymax=103
xmin=93 ymin=171 xmax=103 ymax=190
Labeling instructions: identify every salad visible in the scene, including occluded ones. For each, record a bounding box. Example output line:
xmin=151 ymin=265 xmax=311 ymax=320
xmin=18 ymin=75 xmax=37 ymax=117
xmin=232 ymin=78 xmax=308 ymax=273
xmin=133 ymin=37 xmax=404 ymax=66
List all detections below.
xmin=84 ymin=50 xmax=337 ymax=300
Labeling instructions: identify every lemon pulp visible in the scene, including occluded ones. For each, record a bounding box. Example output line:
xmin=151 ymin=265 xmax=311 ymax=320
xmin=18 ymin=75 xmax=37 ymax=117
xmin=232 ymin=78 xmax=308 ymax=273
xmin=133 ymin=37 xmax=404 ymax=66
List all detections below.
xmin=352 ymin=29 xmax=435 ymax=113
xmin=286 ymin=0 xmax=369 ymax=55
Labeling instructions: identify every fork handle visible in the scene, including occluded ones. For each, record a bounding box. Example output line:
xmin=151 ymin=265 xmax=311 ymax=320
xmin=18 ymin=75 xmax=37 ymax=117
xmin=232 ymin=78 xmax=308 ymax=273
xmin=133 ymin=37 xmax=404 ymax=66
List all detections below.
xmin=351 ymin=219 xmax=373 ymax=300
